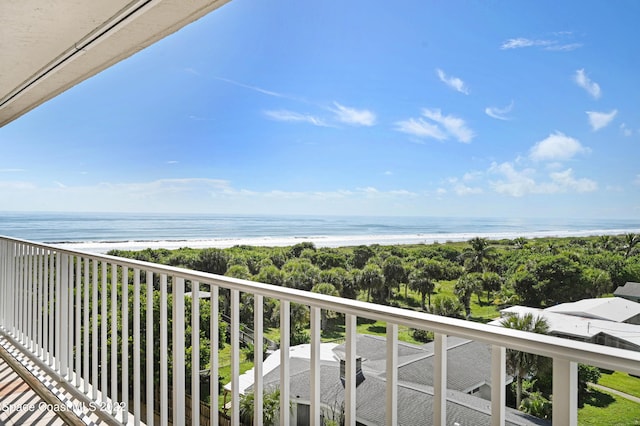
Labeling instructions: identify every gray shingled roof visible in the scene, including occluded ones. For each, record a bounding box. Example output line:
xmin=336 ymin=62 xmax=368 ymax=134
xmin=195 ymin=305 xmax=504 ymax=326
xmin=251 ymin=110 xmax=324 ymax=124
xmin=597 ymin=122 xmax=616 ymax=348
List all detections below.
xmin=614 ymin=282 xmax=640 ymax=298
xmin=334 ymin=334 xmax=512 ymax=393
xmin=258 ymin=358 xmax=547 ymax=426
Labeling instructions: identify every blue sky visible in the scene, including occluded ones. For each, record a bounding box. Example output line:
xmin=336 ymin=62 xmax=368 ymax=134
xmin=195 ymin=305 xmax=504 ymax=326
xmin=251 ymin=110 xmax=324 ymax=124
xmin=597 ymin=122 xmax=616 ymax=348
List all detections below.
xmin=1 ymin=0 xmax=639 ymax=218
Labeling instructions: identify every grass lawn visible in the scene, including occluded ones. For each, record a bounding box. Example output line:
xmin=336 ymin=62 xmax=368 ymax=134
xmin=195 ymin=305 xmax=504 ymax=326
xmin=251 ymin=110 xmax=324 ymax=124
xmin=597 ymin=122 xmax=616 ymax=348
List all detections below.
xmin=434 ymin=279 xmax=501 ymax=322
xmin=217 ymin=344 xmax=254 ymax=409
xmin=578 ymin=387 xmax=640 ymax=425
xmin=598 ymin=370 xmax=640 ymax=398
xmin=259 ymin=281 xmax=501 ymax=347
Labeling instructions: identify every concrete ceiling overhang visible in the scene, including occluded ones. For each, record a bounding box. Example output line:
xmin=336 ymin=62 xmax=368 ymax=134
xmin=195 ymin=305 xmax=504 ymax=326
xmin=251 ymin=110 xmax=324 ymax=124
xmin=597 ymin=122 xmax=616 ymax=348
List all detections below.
xmin=0 ymin=0 xmax=231 ymax=127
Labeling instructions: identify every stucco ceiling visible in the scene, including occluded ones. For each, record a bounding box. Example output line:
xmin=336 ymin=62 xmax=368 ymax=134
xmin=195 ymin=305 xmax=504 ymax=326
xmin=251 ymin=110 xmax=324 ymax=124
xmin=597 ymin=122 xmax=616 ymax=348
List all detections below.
xmin=0 ymin=0 xmax=230 ymax=127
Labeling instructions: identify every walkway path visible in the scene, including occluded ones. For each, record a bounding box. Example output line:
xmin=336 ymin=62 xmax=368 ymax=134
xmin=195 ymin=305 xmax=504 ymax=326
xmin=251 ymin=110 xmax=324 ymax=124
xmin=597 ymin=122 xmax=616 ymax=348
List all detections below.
xmin=590 ymin=382 xmax=640 ymax=404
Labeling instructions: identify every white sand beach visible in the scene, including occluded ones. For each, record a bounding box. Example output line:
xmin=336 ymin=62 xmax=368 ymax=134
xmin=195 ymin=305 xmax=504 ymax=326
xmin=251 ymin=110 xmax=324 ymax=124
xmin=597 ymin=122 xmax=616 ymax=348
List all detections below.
xmin=51 ymin=228 xmax=636 ymax=254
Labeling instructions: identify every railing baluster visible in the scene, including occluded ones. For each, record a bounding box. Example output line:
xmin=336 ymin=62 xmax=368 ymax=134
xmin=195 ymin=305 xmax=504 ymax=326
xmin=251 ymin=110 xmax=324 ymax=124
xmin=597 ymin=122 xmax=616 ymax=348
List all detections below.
xmin=32 ymin=248 xmax=38 ymax=353
xmin=111 ymin=263 xmax=118 ymax=407
xmin=20 ymin=245 xmax=26 ymax=345
xmin=433 ymin=333 xmax=447 ymax=426
xmin=254 ymin=295 xmax=264 ymax=426
xmin=280 ymin=299 xmax=291 ymax=426
xmin=210 ymin=285 xmax=219 ymax=426
xmin=33 ymin=247 xmax=38 ymax=352
xmin=491 ymin=345 xmax=506 ymax=426
xmin=43 ymin=249 xmax=48 ymax=360
xmin=122 ymin=266 xmax=129 ymax=423
xmin=22 ymin=244 xmax=26 ymax=343
xmin=160 ymin=273 xmax=169 ymax=426
xmin=173 ymin=277 xmax=186 ymax=424
xmin=344 ymin=313 xmax=356 ymax=426
xmin=133 ymin=268 xmax=141 ymax=426
xmin=32 ymin=247 xmax=37 ymax=352
xmin=553 ymin=358 xmax=577 ymax=425
xmin=92 ymin=259 xmax=99 ymax=400
xmin=27 ymin=246 xmax=32 ymax=350
xmin=47 ymin=251 xmax=60 ymax=370
xmin=386 ymin=323 xmax=398 ymax=426
xmin=84 ymin=257 xmax=90 ymax=393
xmin=68 ymin=256 xmax=75 ymax=378
xmin=38 ymin=248 xmax=44 ymax=358
xmin=192 ymin=281 xmax=200 ymax=426
xmin=230 ymin=289 xmax=240 ymax=426
xmin=75 ymin=256 xmax=81 ymax=388
xmin=55 ymin=251 xmax=61 ymax=372
xmin=101 ymin=261 xmax=108 ymax=404
xmin=310 ymin=306 xmax=320 ymax=426
xmin=146 ymin=270 xmax=154 ymax=426
xmin=60 ymin=253 xmax=69 ymax=379
xmin=11 ymin=243 xmax=17 ymax=337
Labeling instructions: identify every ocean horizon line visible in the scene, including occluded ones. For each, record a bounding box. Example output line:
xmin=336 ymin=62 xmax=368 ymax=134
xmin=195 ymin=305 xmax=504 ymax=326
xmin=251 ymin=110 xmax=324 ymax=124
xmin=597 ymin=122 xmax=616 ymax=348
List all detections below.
xmin=48 ymin=227 xmax=640 ymax=254
xmin=1 ymin=212 xmax=639 ymax=254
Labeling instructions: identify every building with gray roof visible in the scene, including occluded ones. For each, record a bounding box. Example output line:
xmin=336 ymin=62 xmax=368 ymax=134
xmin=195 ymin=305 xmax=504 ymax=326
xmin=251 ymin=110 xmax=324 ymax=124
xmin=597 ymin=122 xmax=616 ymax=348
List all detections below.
xmin=545 ymin=297 xmax=640 ymax=325
xmin=614 ymin=282 xmax=640 ymax=303
xmin=243 ymin=334 xmax=546 ymax=425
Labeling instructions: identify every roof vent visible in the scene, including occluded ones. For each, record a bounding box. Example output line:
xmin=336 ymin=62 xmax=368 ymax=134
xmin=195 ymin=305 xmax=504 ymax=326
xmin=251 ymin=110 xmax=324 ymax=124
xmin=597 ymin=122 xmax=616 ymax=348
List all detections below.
xmin=340 ymin=357 xmax=365 ymax=388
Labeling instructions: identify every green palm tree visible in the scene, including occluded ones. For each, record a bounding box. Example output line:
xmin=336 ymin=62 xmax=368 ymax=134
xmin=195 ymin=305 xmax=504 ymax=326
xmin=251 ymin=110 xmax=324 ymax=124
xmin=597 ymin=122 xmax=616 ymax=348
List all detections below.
xmin=622 ymin=233 xmax=640 ymax=258
xmin=454 ymin=273 xmax=481 ymax=317
xmin=428 ymin=296 xmax=464 ymax=319
xmin=311 ymin=283 xmax=340 ymax=328
xmin=460 ymin=237 xmax=496 ymax=272
xmin=239 ymin=388 xmax=286 ymax=426
xmin=409 ymin=259 xmax=444 ymax=309
xmin=360 ymin=263 xmax=385 ymax=302
xmin=500 ymin=313 xmax=550 ymax=410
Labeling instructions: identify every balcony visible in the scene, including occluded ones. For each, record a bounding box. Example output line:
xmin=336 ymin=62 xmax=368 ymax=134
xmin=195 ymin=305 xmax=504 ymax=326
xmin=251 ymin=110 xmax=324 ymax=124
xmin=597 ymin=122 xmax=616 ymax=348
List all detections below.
xmin=1 ymin=235 xmax=639 ymax=426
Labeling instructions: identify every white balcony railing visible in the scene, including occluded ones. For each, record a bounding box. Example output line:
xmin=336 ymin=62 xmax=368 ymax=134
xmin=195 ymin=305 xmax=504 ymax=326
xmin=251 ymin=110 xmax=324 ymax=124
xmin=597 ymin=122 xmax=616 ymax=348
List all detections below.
xmin=1 ymin=236 xmax=639 ymax=426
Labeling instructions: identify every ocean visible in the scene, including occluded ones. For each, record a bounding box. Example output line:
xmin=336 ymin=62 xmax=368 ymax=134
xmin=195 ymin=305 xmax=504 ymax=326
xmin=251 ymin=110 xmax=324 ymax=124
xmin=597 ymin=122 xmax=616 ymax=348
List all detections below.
xmin=0 ymin=212 xmax=639 ymax=253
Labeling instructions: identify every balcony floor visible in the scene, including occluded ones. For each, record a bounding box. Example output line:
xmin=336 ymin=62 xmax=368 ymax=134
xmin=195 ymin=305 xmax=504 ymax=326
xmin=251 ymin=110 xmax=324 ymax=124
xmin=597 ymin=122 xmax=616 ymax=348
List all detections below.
xmin=0 ymin=335 xmax=111 ymax=426
xmin=0 ymin=350 xmax=65 ymax=425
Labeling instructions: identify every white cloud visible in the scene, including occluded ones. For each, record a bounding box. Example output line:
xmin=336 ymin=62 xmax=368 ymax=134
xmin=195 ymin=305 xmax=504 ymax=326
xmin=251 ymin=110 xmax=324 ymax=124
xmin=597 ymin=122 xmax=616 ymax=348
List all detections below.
xmin=488 ymin=162 xmax=597 ymax=196
xmin=549 ymin=169 xmax=597 ymax=192
xmin=166 ymin=160 xmax=179 ymax=164
xmin=422 ymin=108 xmax=475 ymax=143
xmin=453 ymin=183 xmax=483 ymax=195
xmin=0 ymin=181 xmax=35 ymax=190
xmin=574 ymin=69 xmax=601 ymax=99
xmin=545 ymin=43 xmax=582 ymax=51
xmin=0 ymin=168 xmax=26 ymax=172
xmin=634 ymin=175 xmax=640 ymax=186
xmin=331 ymin=103 xmax=376 ymax=126
xmin=436 ymin=69 xmax=469 ymax=94
xmin=213 ymin=76 xmax=289 ymax=99
xmin=488 ymin=162 xmax=539 ymax=196
xmin=500 ymin=38 xmax=553 ymax=49
xmin=396 ymin=109 xmax=474 ymax=143
xmin=384 ymin=171 xmax=393 ymax=176
xmin=501 ymin=35 xmax=581 ymax=51
xmin=586 ymin=110 xmax=617 ymax=131
xmin=395 ymin=117 xmax=447 ymax=140
xmin=264 ymin=110 xmax=328 ymax=127
xmin=529 ymin=132 xmax=588 ymax=162
xmin=463 ymin=171 xmax=482 ymax=182
xmin=485 ymin=102 xmax=514 ymax=120
xmin=620 ymin=123 xmax=633 ymax=137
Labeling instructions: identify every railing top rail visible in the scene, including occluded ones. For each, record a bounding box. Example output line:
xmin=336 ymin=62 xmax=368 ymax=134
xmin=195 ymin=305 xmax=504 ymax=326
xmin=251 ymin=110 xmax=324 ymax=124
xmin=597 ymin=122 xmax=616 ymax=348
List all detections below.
xmin=2 ymin=235 xmax=639 ymax=375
